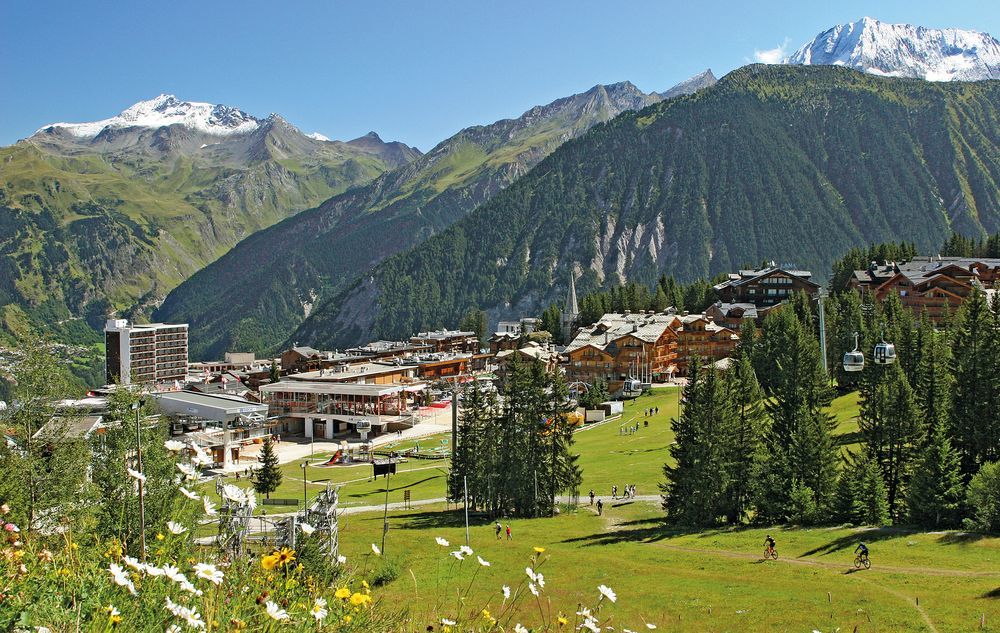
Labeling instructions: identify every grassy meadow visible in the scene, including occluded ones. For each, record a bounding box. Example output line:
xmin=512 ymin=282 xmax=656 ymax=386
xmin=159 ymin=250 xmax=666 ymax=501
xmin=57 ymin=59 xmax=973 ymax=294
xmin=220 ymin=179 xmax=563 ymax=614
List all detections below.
xmin=338 ymin=501 xmax=998 ymax=632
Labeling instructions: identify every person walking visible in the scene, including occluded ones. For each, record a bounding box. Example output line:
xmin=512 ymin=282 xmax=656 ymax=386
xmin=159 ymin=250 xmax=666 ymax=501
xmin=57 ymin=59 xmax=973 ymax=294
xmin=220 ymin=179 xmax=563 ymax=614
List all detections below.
xmin=612 ymin=485 xmax=617 ymax=500
xmin=506 ymin=524 xmax=512 ymax=541
xmin=589 ymin=489 xmax=595 ymax=505
xmin=495 ymin=521 xmax=502 ymax=540
xmin=596 ymin=499 xmax=604 ymax=515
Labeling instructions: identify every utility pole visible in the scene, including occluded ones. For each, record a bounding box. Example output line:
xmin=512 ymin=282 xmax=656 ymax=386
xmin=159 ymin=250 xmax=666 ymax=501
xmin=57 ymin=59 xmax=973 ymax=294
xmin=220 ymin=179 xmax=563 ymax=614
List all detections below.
xmin=381 ymin=470 xmax=390 ymax=554
xmin=463 ymin=476 xmax=470 ymax=547
xmin=817 ymin=288 xmax=829 ymax=375
xmin=131 ymin=401 xmax=147 ymax=561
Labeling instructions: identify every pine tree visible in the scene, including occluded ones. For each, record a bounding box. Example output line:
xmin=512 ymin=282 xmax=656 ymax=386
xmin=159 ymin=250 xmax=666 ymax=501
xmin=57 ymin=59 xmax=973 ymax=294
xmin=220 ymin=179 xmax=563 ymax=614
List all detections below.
xmin=950 ymin=290 xmax=999 ymax=477
xmin=915 ymin=327 xmax=952 ymax=442
xmin=269 ymin=363 xmax=280 ymax=383
xmin=907 ymin=421 xmax=964 ymax=528
xmin=540 ymin=304 xmax=562 ymax=342
xmin=579 ymin=378 xmax=609 ymax=410
xmin=853 ymin=453 xmax=891 ymax=526
xmin=662 ymin=359 xmax=733 ymax=525
xmin=757 ymin=308 xmax=839 ymax=522
xmin=965 ymin=461 xmax=1000 ymax=532
xmin=253 ymin=437 xmax=283 ymax=499
xmin=858 ymin=361 xmax=921 ymax=521
xmin=652 ymin=286 xmax=669 ymax=312
xmin=722 ymin=355 xmax=766 ymax=523
xmin=460 ymin=309 xmax=489 ymax=344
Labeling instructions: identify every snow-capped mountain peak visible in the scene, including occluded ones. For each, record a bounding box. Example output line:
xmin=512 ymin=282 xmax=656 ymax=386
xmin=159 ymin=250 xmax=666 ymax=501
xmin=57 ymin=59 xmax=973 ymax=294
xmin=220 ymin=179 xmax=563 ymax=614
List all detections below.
xmin=306 ymin=132 xmax=331 ymax=142
xmin=36 ymin=94 xmax=263 ymax=139
xmin=786 ymin=17 xmax=1000 ymax=81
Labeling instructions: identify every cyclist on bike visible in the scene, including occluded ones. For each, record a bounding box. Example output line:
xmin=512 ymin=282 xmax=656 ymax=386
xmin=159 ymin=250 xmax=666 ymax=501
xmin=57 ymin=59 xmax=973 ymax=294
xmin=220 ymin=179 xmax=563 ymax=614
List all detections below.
xmin=763 ymin=534 xmax=776 ymax=557
xmin=855 ymin=542 xmax=869 ymax=560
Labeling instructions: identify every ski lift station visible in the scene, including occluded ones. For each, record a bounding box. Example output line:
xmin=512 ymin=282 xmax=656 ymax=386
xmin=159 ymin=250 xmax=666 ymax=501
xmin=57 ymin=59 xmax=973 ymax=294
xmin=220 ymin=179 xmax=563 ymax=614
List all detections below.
xmin=152 ymin=391 xmax=270 ymax=470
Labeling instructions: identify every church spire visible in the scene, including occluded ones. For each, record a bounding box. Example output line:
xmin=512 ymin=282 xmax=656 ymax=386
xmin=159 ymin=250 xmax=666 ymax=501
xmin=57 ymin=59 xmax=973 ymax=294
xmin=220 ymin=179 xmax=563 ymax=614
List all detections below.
xmin=565 ymin=273 xmax=579 ymax=317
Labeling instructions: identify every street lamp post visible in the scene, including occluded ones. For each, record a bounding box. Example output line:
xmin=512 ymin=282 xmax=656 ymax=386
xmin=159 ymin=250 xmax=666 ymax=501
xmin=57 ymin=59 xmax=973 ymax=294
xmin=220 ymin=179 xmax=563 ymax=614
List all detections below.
xmin=300 ymin=462 xmax=308 ymax=508
xmin=131 ymin=400 xmax=147 ymax=561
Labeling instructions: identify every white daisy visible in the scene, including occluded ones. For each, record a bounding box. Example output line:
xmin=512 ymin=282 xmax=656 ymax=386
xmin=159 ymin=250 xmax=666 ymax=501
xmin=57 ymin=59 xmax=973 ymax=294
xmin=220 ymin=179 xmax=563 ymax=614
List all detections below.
xmin=108 ymin=563 xmax=136 ymax=595
xmin=598 ymin=584 xmax=617 ymax=603
xmin=477 ymin=555 xmax=491 ymax=567
xmin=300 ymin=522 xmax=316 ymax=535
xmin=265 ymin=601 xmax=289 ymax=621
xmin=167 ymin=521 xmax=187 ymax=535
xmin=515 ymin=624 xmax=528 ymax=633
xmin=162 ymin=564 xmax=184 ymax=582
xmin=176 ymin=463 xmax=198 ymax=480
xmin=646 ymin=624 xmax=657 ymax=630
xmin=193 ymin=562 xmax=223 ymax=585
xmin=528 ymin=582 xmax=539 ymax=596
xmin=336 ymin=554 xmax=347 ymax=564
xmin=459 ymin=545 xmax=473 ymax=556
xmin=450 ymin=550 xmax=465 ymax=561
xmin=144 ymin=564 xmax=164 ymax=577
xmin=122 ymin=555 xmax=144 ymax=572
xmin=202 ymin=497 xmax=217 ymax=516
xmin=179 ymin=487 xmax=199 ymax=501
xmin=164 ymin=440 xmax=185 ymax=452
xmin=502 ymin=585 xmax=511 ymax=600
xmin=371 ymin=543 xmax=381 ymax=556
xmin=311 ymin=597 xmax=328 ymax=621
xmin=435 ymin=536 xmax=449 ymax=547
xmin=441 ymin=618 xmax=456 ymax=626
xmin=126 ymin=468 xmax=146 ymax=483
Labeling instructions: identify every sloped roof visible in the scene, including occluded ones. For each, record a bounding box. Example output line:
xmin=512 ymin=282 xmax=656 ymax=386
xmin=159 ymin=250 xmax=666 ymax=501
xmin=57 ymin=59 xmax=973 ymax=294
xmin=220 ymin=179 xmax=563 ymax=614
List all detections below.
xmin=564 ymin=313 xmax=675 ymax=354
xmin=714 ymin=266 xmax=816 ymax=291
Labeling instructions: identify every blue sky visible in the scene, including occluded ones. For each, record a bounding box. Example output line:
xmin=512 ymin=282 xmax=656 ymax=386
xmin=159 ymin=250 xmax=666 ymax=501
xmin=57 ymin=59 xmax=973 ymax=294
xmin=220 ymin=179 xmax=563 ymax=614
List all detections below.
xmin=1 ymin=1 xmax=997 ymax=150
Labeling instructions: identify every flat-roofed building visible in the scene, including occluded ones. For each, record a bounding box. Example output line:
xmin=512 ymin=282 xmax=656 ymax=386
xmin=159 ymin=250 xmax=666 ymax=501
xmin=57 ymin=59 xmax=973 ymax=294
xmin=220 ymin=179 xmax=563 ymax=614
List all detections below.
xmin=410 ymin=330 xmax=479 ymax=354
xmin=153 ymin=391 xmax=271 ymax=470
xmin=259 ymin=381 xmax=423 ymax=441
xmin=105 ymin=319 xmax=188 ymax=386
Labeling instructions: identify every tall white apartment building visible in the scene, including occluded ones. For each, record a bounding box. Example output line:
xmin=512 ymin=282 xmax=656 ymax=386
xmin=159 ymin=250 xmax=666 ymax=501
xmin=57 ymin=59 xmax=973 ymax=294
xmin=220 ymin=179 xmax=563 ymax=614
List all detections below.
xmin=105 ymin=319 xmax=188 ymax=385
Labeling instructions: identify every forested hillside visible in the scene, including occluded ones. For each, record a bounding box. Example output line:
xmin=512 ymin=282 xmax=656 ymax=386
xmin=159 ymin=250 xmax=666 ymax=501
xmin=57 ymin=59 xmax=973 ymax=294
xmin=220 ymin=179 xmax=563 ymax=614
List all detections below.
xmin=294 ymin=65 xmax=1000 ymax=348
xmin=156 ymin=79 xmax=715 ymax=359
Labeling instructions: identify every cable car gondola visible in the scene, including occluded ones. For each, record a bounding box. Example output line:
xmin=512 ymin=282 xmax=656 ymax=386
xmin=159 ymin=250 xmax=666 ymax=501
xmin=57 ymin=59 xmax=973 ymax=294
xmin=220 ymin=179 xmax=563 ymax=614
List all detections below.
xmin=842 ymin=332 xmax=864 ymax=372
xmin=873 ymin=333 xmax=896 ymax=366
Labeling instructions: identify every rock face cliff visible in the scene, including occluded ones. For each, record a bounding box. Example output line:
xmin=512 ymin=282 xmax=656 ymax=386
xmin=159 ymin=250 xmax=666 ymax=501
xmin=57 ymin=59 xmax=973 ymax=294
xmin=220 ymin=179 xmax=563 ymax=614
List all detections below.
xmin=158 ymin=73 xmax=716 ymax=359
xmin=292 ymin=65 xmax=1000 ymax=348
xmin=0 ymin=95 xmax=418 ymax=335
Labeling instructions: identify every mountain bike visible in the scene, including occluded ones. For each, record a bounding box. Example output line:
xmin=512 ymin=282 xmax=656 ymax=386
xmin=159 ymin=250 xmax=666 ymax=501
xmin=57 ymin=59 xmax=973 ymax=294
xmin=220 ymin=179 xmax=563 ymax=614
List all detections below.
xmin=763 ymin=546 xmax=778 ymax=560
xmin=854 ymin=553 xmax=871 ymax=569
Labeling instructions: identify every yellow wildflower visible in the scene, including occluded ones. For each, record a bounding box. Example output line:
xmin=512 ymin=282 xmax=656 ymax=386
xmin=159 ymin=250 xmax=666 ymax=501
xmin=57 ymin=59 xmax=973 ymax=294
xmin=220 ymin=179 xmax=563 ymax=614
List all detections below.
xmin=349 ymin=592 xmax=371 ymax=607
xmin=335 ymin=587 xmax=351 ymax=600
xmin=261 ymin=553 xmax=280 ymax=571
xmin=343 ymin=615 xmax=353 ymax=625
xmin=275 ymin=547 xmax=296 ymax=567
xmin=533 ymin=546 xmax=545 ymax=554
xmin=156 ymin=533 xmax=165 ymax=541
xmin=558 ymin=615 xmax=569 ymax=626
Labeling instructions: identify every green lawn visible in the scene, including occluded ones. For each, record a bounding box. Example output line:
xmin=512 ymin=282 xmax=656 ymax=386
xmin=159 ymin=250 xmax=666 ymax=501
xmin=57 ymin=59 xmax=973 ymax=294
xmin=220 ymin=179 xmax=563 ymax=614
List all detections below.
xmin=206 ymin=387 xmax=863 ymax=512
xmin=336 ymin=501 xmax=999 ymax=632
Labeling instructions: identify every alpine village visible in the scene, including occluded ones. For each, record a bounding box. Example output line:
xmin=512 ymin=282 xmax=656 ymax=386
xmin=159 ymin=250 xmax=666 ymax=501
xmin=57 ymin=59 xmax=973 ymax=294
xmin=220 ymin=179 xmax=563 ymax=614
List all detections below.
xmin=2 ymin=6 xmax=1000 ymax=632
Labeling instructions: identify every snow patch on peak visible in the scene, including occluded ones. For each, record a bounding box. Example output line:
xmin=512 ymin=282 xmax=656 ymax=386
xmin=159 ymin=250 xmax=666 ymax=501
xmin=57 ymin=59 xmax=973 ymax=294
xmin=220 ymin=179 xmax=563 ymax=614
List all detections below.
xmin=307 ymin=132 xmax=331 ymax=142
xmin=36 ymin=94 xmax=263 ymax=139
xmin=786 ymin=17 xmax=1000 ymax=81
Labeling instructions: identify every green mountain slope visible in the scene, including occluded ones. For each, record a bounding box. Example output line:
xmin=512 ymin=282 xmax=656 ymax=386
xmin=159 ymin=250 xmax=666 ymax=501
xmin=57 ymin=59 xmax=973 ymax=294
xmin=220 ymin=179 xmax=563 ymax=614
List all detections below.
xmin=157 ymin=75 xmax=719 ymax=359
xmin=0 ymin=100 xmax=418 ymax=340
xmin=293 ymin=65 xmax=1000 ymax=348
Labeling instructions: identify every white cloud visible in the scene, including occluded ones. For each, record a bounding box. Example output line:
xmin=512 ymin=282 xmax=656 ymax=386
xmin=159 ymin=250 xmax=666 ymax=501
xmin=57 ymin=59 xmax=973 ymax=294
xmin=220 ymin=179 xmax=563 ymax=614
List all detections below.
xmin=754 ymin=38 xmax=791 ymax=64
